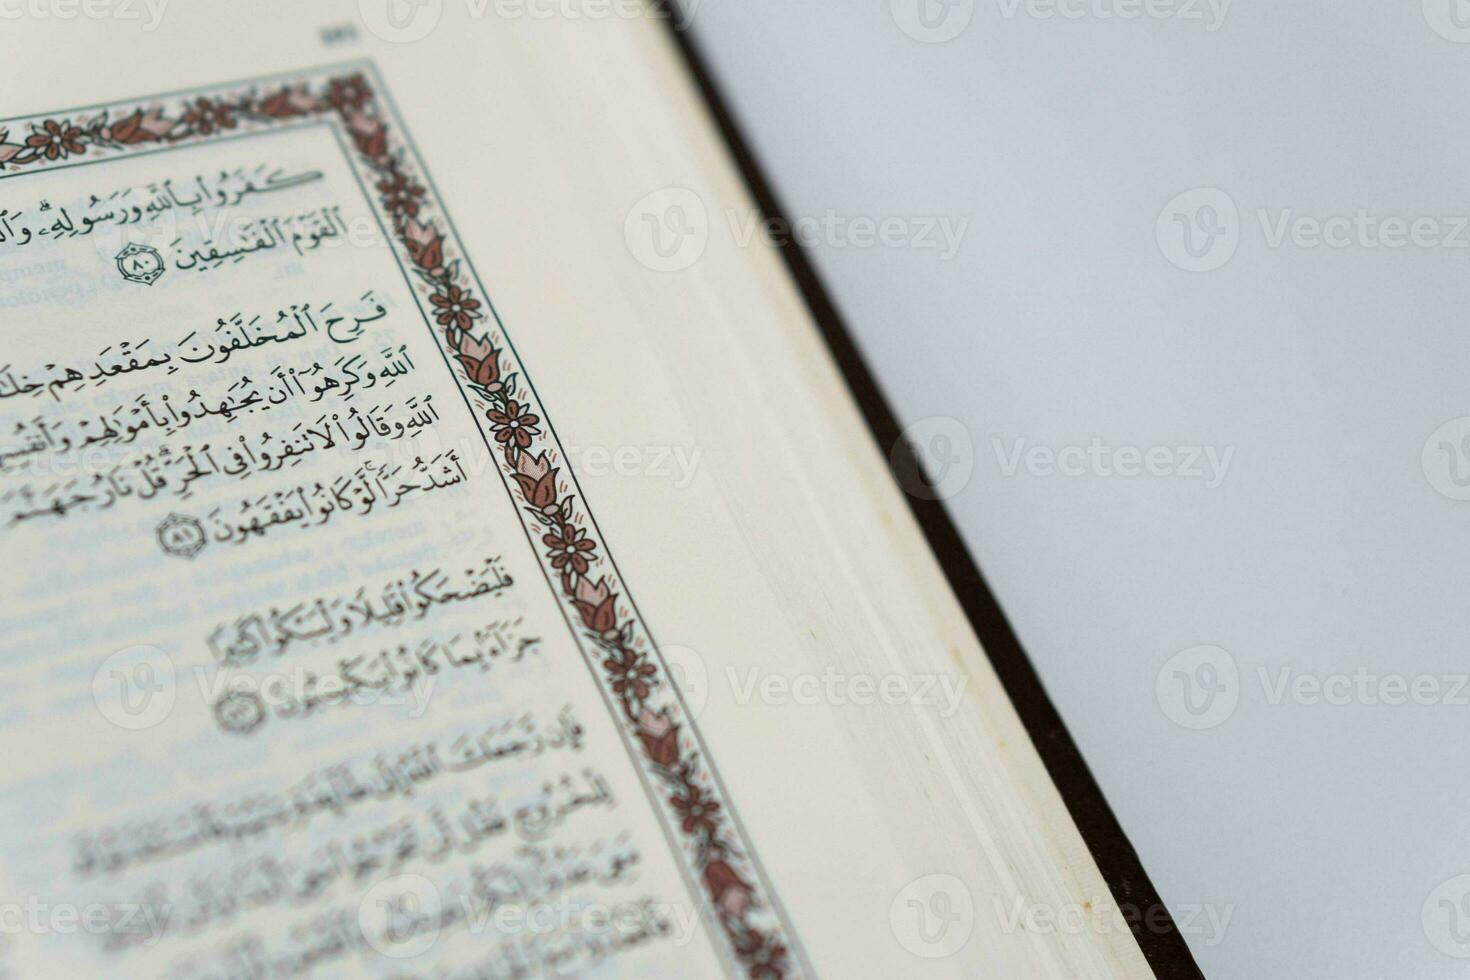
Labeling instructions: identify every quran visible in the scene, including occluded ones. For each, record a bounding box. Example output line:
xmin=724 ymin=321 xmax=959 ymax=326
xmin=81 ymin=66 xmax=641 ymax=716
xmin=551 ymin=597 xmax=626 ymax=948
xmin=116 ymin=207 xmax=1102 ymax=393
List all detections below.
xmin=0 ymin=5 xmax=1163 ymax=978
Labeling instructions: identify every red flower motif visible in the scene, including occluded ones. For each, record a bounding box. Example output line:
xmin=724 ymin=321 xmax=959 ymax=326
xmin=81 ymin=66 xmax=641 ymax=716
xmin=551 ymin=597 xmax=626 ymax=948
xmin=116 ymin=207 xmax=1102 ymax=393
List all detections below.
xmin=430 ymin=284 xmax=481 ymax=333
xmin=513 ymin=451 xmax=560 ymax=513
xmin=258 ymin=87 xmax=318 ymax=118
xmin=404 ymin=218 xmax=445 ymax=274
xmin=326 ymin=75 xmax=373 ymax=112
xmin=637 ymin=708 xmax=681 ymax=767
xmin=181 ymin=98 xmax=235 ymax=136
xmin=109 ymin=108 xmax=172 ymax=144
xmin=670 ymin=783 xmax=722 ymax=836
xmin=457 ymin=332 xmax=492 ymax=359
xmin=455 ymin=334 xmax=501 ymax=390
xmin=703 ymin=859 xmax=753 ymax=918
xmin=26 ymin=120 xmax=83 ymax=160
xmin=573 ymin=577 xmax=619 ymax=634
xmin=376 ymin=171 xmax=425 ymax=218
xmin=606 ymin=652 xmax=657 ymax=702
xmin=486 ymin=399 xmax=540 ymax=449
xmin=345 ymin=110 xmax=387 ymax=159
xmin=734 ymin=928 xmax=788 ymax=980
xmin=544 ymin=523 xmax=596 ymax=575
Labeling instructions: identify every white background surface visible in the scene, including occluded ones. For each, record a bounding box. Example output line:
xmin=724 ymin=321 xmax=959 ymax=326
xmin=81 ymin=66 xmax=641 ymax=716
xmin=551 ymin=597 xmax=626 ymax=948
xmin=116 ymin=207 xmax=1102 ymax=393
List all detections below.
xmin=689 ymin=3 xmax=1470 ymax=978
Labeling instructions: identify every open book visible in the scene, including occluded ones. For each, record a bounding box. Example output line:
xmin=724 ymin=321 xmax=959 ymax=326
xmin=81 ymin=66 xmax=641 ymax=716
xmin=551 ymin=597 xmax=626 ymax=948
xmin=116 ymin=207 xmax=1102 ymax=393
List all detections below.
xmin=0 ymin=5 xmax=1171 ymax=977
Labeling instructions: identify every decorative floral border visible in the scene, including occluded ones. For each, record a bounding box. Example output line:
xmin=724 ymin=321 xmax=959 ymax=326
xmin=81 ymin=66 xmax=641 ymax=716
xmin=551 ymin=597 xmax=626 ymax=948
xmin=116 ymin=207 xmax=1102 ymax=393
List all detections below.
xmin=0 ymin=64 xmax=802 ymax=979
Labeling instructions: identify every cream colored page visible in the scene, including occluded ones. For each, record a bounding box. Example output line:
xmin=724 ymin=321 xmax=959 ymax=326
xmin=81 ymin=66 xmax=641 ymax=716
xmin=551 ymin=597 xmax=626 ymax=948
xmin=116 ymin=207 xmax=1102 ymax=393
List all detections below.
xmin=0 ymin=71 xmax=757 ymax=977
xmin=495 ymin=20 xmax=1153 ymax=979
xmin=0 ymin=5 xmax=1152 ymax=980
